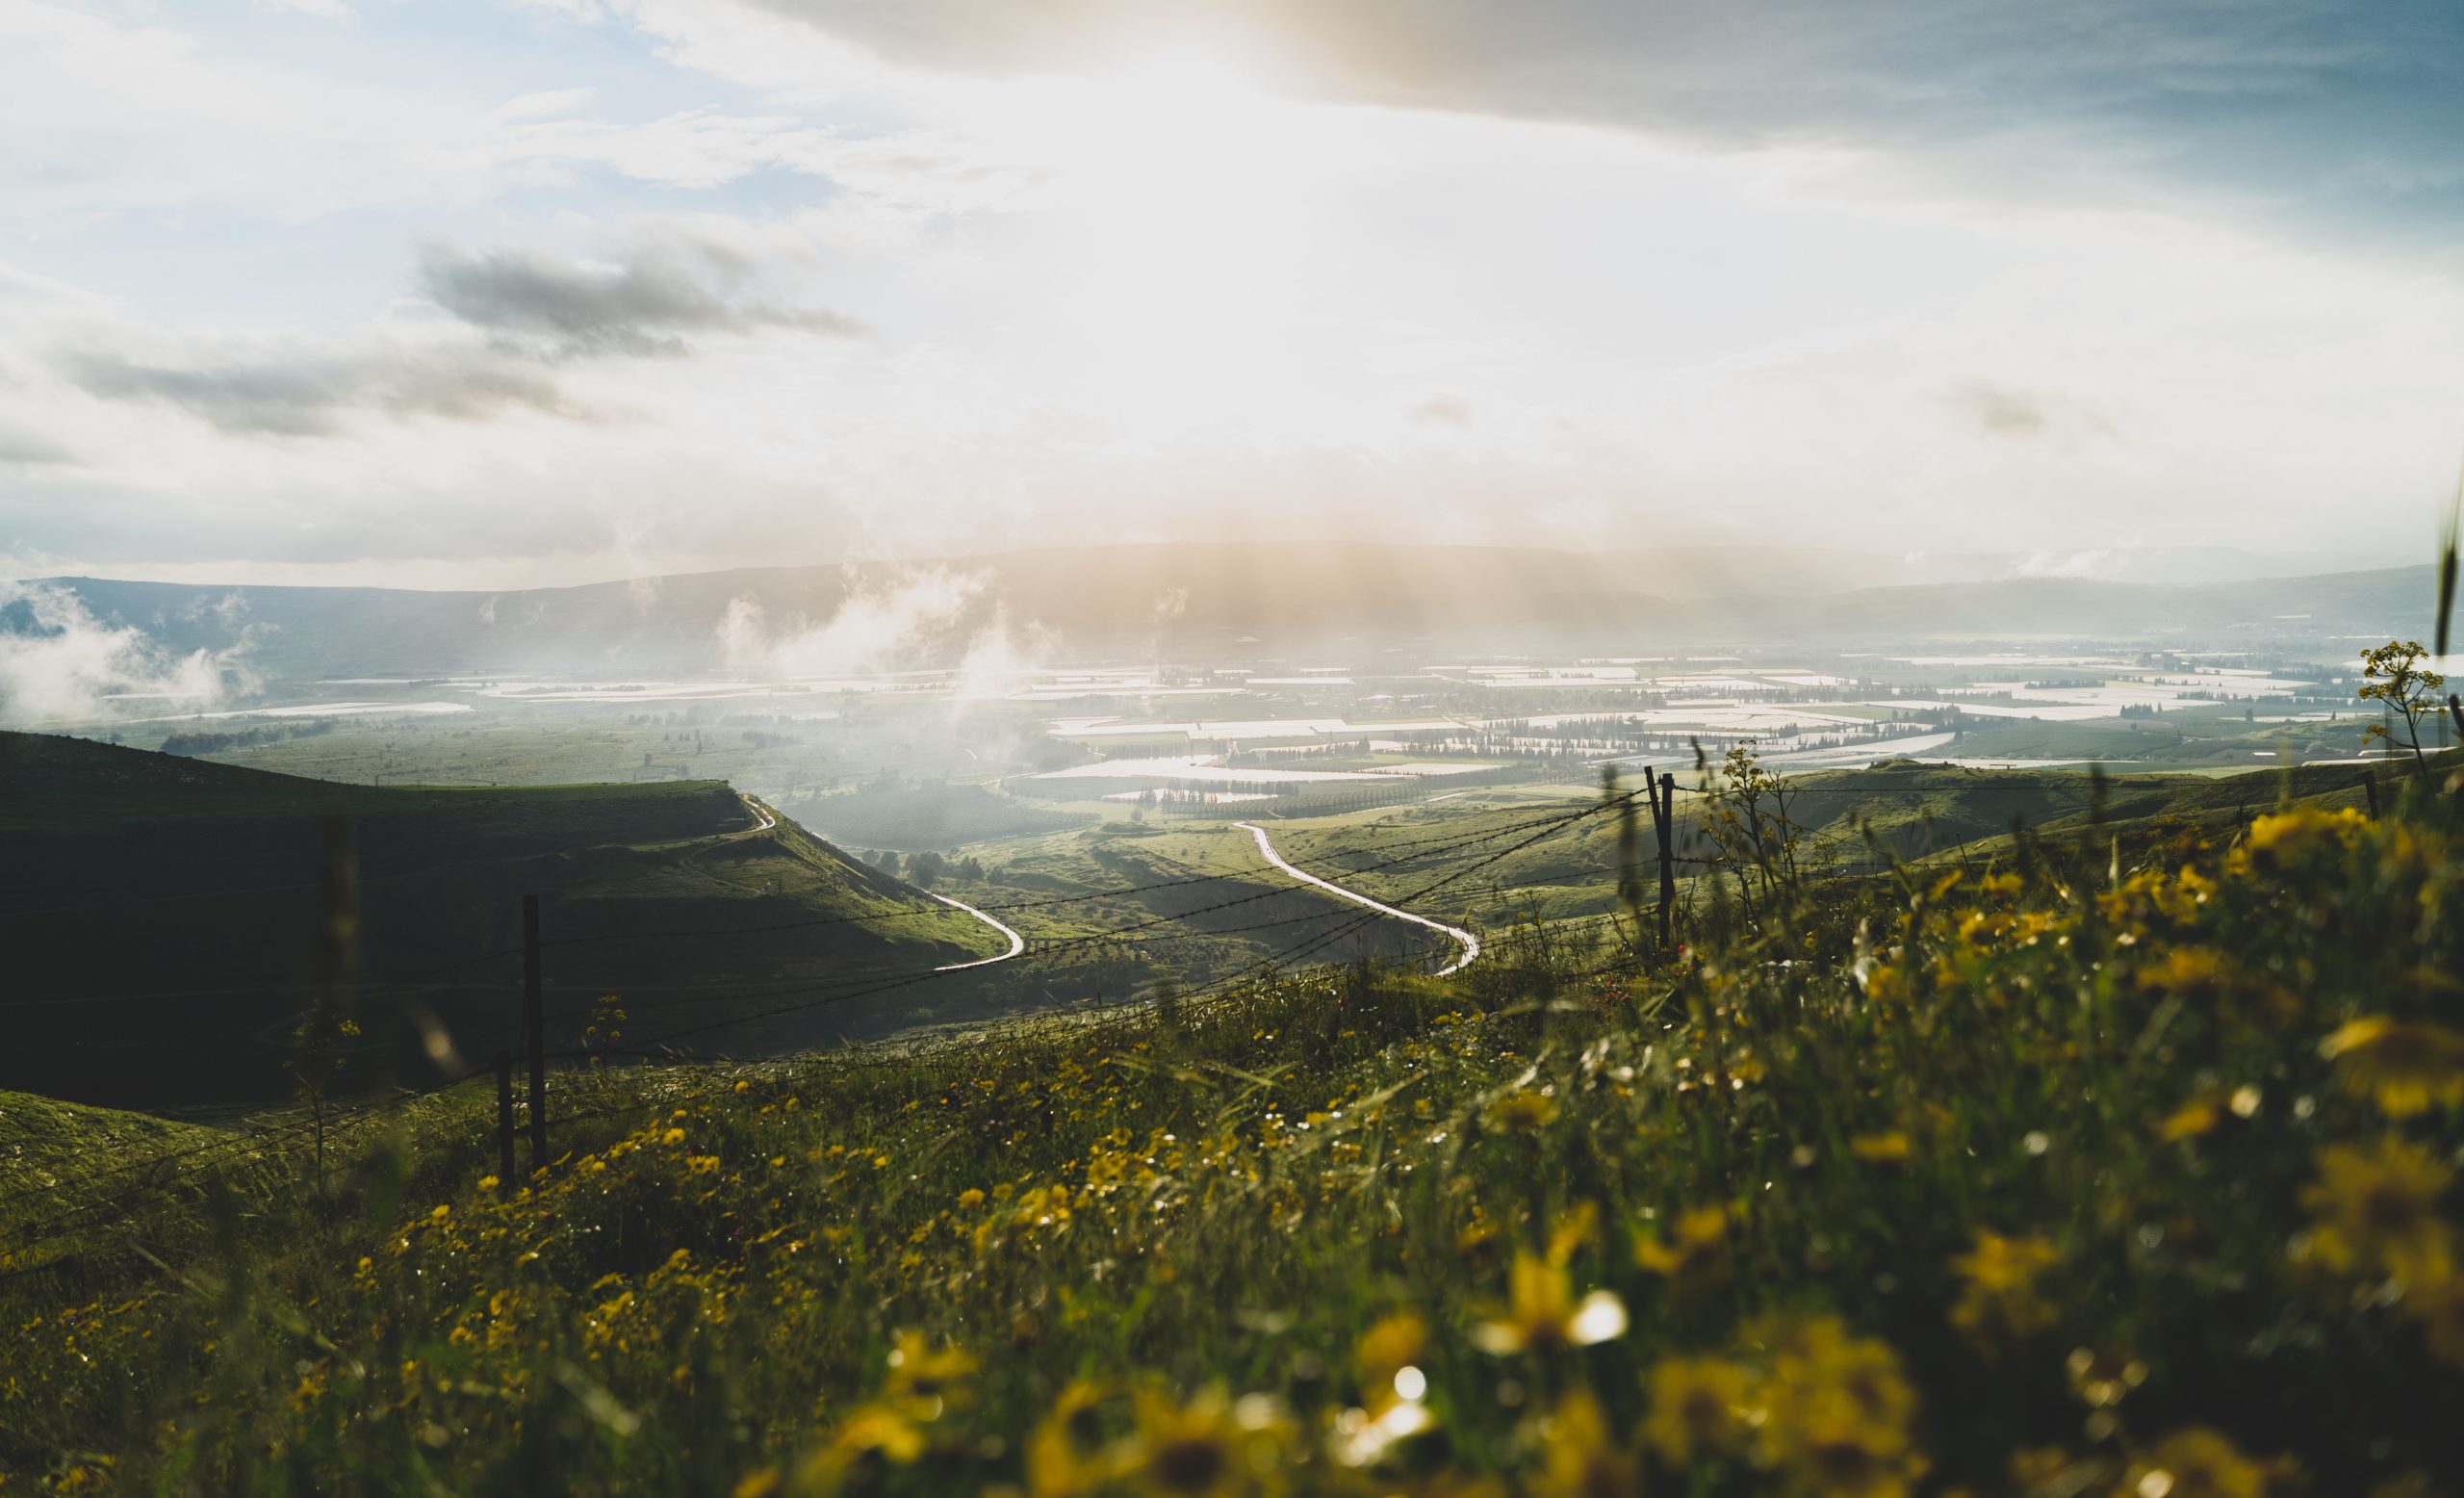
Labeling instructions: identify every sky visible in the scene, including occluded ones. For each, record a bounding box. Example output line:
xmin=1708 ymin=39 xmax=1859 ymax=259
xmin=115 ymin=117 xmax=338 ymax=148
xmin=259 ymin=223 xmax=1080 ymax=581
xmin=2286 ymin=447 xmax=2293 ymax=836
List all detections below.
xmin=2 ymin=0 xmax=2461 ymax=588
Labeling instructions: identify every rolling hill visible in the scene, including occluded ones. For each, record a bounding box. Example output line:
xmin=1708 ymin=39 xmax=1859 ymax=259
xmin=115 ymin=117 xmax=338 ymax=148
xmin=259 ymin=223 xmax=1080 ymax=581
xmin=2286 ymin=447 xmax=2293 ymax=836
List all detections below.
xmin=16 ymin=545 xmax=2436 ymax=683
xmin=0 ymin=732 xmax=1008 ymax=1108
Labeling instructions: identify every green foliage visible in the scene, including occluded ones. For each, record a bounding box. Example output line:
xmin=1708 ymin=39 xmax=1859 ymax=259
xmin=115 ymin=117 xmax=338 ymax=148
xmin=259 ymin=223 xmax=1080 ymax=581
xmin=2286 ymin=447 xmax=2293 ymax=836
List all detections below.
xmin=2357 ymin=640 xmax=2448 ymax=784
xmin=1694 ymin=738 xmax=1810 ymax=914
xmin=7 ymin=782 xmax=2464 ymax=1494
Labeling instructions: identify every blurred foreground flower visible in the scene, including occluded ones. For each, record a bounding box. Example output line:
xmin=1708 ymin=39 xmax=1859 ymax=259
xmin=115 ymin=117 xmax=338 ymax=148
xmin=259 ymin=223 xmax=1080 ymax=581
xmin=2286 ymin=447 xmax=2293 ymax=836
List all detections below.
xmin=1472 ymin=1253 xmax=1627 ymax=1355
xmin=1751 ymin=1316 xmax=1926 ymax=1498
xmin=1641 ymin=1355 xmax=1750 ymax=1466
xmin=1634 ymin=1203 xmax=1734 ymax=1288
xmin=2119 ymin=1427 xmax=2281 ymax=1498
xmin=1949 ymin=1229 xmax=2061 ymax=1347
xmin=2299 ymin=1135 xmax=2454 ymax=1286
xmin=2322 ymin=1017 xmax=2464 ymax=1118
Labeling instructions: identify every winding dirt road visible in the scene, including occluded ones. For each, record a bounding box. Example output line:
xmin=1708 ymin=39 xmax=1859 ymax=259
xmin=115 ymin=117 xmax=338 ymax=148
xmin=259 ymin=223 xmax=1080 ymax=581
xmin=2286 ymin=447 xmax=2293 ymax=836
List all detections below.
xmin=1232 ymin=820 xmax=1481 ymax=976
xmin=929 ymin=893 xmax=1029 ymax=972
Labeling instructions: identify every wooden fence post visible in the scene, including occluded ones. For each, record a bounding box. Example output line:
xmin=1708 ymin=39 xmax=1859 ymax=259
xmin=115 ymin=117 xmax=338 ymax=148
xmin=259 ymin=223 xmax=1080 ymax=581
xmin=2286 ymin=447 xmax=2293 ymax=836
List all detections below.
xmin=524 ymin=894 xmax=546 ymax=1173
xmin=495 ymin=1051 xmax=516 ymax=1182
xmin=1655 ymin=772 xmax=1678 ymax=949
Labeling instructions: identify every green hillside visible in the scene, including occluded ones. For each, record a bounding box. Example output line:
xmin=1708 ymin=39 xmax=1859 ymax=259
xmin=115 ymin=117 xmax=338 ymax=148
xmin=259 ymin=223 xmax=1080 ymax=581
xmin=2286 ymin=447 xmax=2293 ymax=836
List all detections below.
xmin=0 ymin=733 xmax=1005 ymax=1108
xmin=1255 ymin=759 xmax=2394 ymax=934
xmin=5 ymin=755 xmax=2460 ymax=1493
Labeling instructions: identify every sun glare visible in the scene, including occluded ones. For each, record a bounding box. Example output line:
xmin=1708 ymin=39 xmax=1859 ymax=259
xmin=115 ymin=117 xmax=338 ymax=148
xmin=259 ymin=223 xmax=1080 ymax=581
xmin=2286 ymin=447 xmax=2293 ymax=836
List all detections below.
xmin=970 ymin=41 xmax=1339 ymax=345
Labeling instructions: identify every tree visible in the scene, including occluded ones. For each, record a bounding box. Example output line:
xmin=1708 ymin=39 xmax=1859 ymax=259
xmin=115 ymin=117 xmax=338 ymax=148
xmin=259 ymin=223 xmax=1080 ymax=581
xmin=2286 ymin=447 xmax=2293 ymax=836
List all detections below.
xmin=908 ymin=850 xmax=947 ymax=888
xmin=2357 ymin=640 xmax=2447 ymax=787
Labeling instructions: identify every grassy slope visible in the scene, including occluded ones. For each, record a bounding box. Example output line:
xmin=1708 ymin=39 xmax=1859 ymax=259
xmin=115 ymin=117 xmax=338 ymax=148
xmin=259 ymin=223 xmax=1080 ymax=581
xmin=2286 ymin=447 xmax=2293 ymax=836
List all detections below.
xmin=0 ymin=733 xmax=1002 ymax=1108
xmin=7 ymin=771 xmax=2461 ymax=1492
xmin=0 ymin=1091 xmax=218 ymax=1201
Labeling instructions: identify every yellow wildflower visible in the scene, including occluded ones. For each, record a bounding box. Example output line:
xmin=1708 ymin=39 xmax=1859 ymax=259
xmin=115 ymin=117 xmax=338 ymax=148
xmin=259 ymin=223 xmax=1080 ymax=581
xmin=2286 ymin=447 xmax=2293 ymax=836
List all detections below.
xmin=1633 ymin=1204 xmax=1733 ymax=1287
xmin=661 ymin=1127 xmax=686 ymax=1147
xmin=1641 ymin=1355 xmax=1750 ymax=1466
xmin=2300 ymin=1135 xmax=2455 ymax=1286
xmin=1949 ymin=1229 xmax=2060 ymax=1345
xmin=1547 ymin=1201 xmax=1600 ymax=1265
xmin=1026 ymin=1382 xmax=1120 ymax=1498
xmin=2118 ymin=1428 xmax=2274 ymax=1498
xmin=885 ymin=1330 xmax=978 ymax=1410
xmin=1752 ymin=1316 xmax=1926 ymax=1498
xmin=2136 ymin=946 xmax=2237 ymax=1004
xmin=731 ymin=1467 xmax=781 ymax=1498
xmin=1489 ymin=1089 xmax=1556 ymax=1132
xmin=1353 ymin=1311 xmax=1426 ymax=1408
xmin=2161 ymin=1096 xmax=2224 ymax=1142
xmin=2243 ymin=805 xmax=2365 ymax=866
xmin=1530 ymin=1388 xmax=1638 ymax=1498
xmin=1471 ymin=1253 xmax=1628 ymax=1355
xmin=2322 ymin=1017 xmax=2464 ymax=1118
xmin=1851 ymin=1132 xmax=1912 ymax=1164
xmin=1122 ymin=1385 xmax=1290 ymax=1497
xmin=796 ymin=1401 xmax=927 ymax=1492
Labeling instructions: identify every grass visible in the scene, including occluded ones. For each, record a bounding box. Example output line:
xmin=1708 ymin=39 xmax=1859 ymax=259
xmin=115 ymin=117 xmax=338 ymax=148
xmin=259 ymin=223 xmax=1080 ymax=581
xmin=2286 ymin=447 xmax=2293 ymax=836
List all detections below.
xmin=0 ymin=1094 xmax=217 ymax=1203
xmin=5 ymin=749 xmax=2463 ymax=1493
xmin=0 ymin=734 xmax=1002 ymax=1110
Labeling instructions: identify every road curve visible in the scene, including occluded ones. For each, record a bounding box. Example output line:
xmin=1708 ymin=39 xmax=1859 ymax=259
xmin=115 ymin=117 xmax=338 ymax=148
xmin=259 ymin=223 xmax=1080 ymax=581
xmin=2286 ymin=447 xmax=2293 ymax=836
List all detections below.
xmin=757 ymin=794 xmax=1020 ymax=973
xmin=1232 ymin=821 xmax=1481 ymax=977
xmin=930 ymin=892 xmax=1029 ymax=972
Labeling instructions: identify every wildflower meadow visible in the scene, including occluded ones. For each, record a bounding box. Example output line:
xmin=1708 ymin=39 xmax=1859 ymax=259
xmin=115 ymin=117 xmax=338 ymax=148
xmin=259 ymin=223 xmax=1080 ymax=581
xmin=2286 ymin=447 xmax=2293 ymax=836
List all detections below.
xmin=6 ymin=754 xmax=2463 ymax=1495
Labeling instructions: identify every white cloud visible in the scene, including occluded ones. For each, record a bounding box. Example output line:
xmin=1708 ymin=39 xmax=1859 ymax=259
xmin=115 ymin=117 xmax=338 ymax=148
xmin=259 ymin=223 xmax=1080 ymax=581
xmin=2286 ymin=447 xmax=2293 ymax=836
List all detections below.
xmin=717 ymin=569 xmax=988 ymax=678
xmin=493 ymin=88 xmax=597 ymax=123
xmin=0 ymin=581 xmax=256 ymax=726
xmin=2 ymin=0 xmax=2458 ymax=585
xmin=0 ymin=2 xmax=875 ymax=216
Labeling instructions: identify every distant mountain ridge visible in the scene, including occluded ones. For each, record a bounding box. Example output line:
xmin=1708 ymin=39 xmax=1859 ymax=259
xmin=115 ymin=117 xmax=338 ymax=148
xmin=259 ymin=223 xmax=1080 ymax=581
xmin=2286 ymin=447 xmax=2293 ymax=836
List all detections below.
xmin=14 ymin=543 xmax=2438 ymax=680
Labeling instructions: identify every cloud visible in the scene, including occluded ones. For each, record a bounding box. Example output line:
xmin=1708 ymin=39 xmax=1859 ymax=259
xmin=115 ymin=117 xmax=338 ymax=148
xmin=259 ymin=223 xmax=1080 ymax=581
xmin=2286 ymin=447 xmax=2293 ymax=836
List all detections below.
xmin=1408 ymin=395 xmax=1473 ymax=428
xmin=1944 ymin=379 xmax=2117 ymax=447
xmin=0 ymin=426 xmax=75 ymax=466
xmin=49 ymin=222 xmax=860 ymax=440
xmin=717 ymin=568 xmax=990 ymax=678
xmin=0 ymin=5 xmax=894 ymax=220
xmin=493 ymin=88 xmax=597 ymax=123
xmin=950 ymin=607 xmax=1054 ymax=702
xmin=0 ymin=581 xmax=255 ymax=726
xmin=419 ymin=239 xmax=863 ymax=359
xmin=738 ymin=0 xmax=2464 ymax=242
xmin=62 ymin=346 xmax=578 ymax=437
